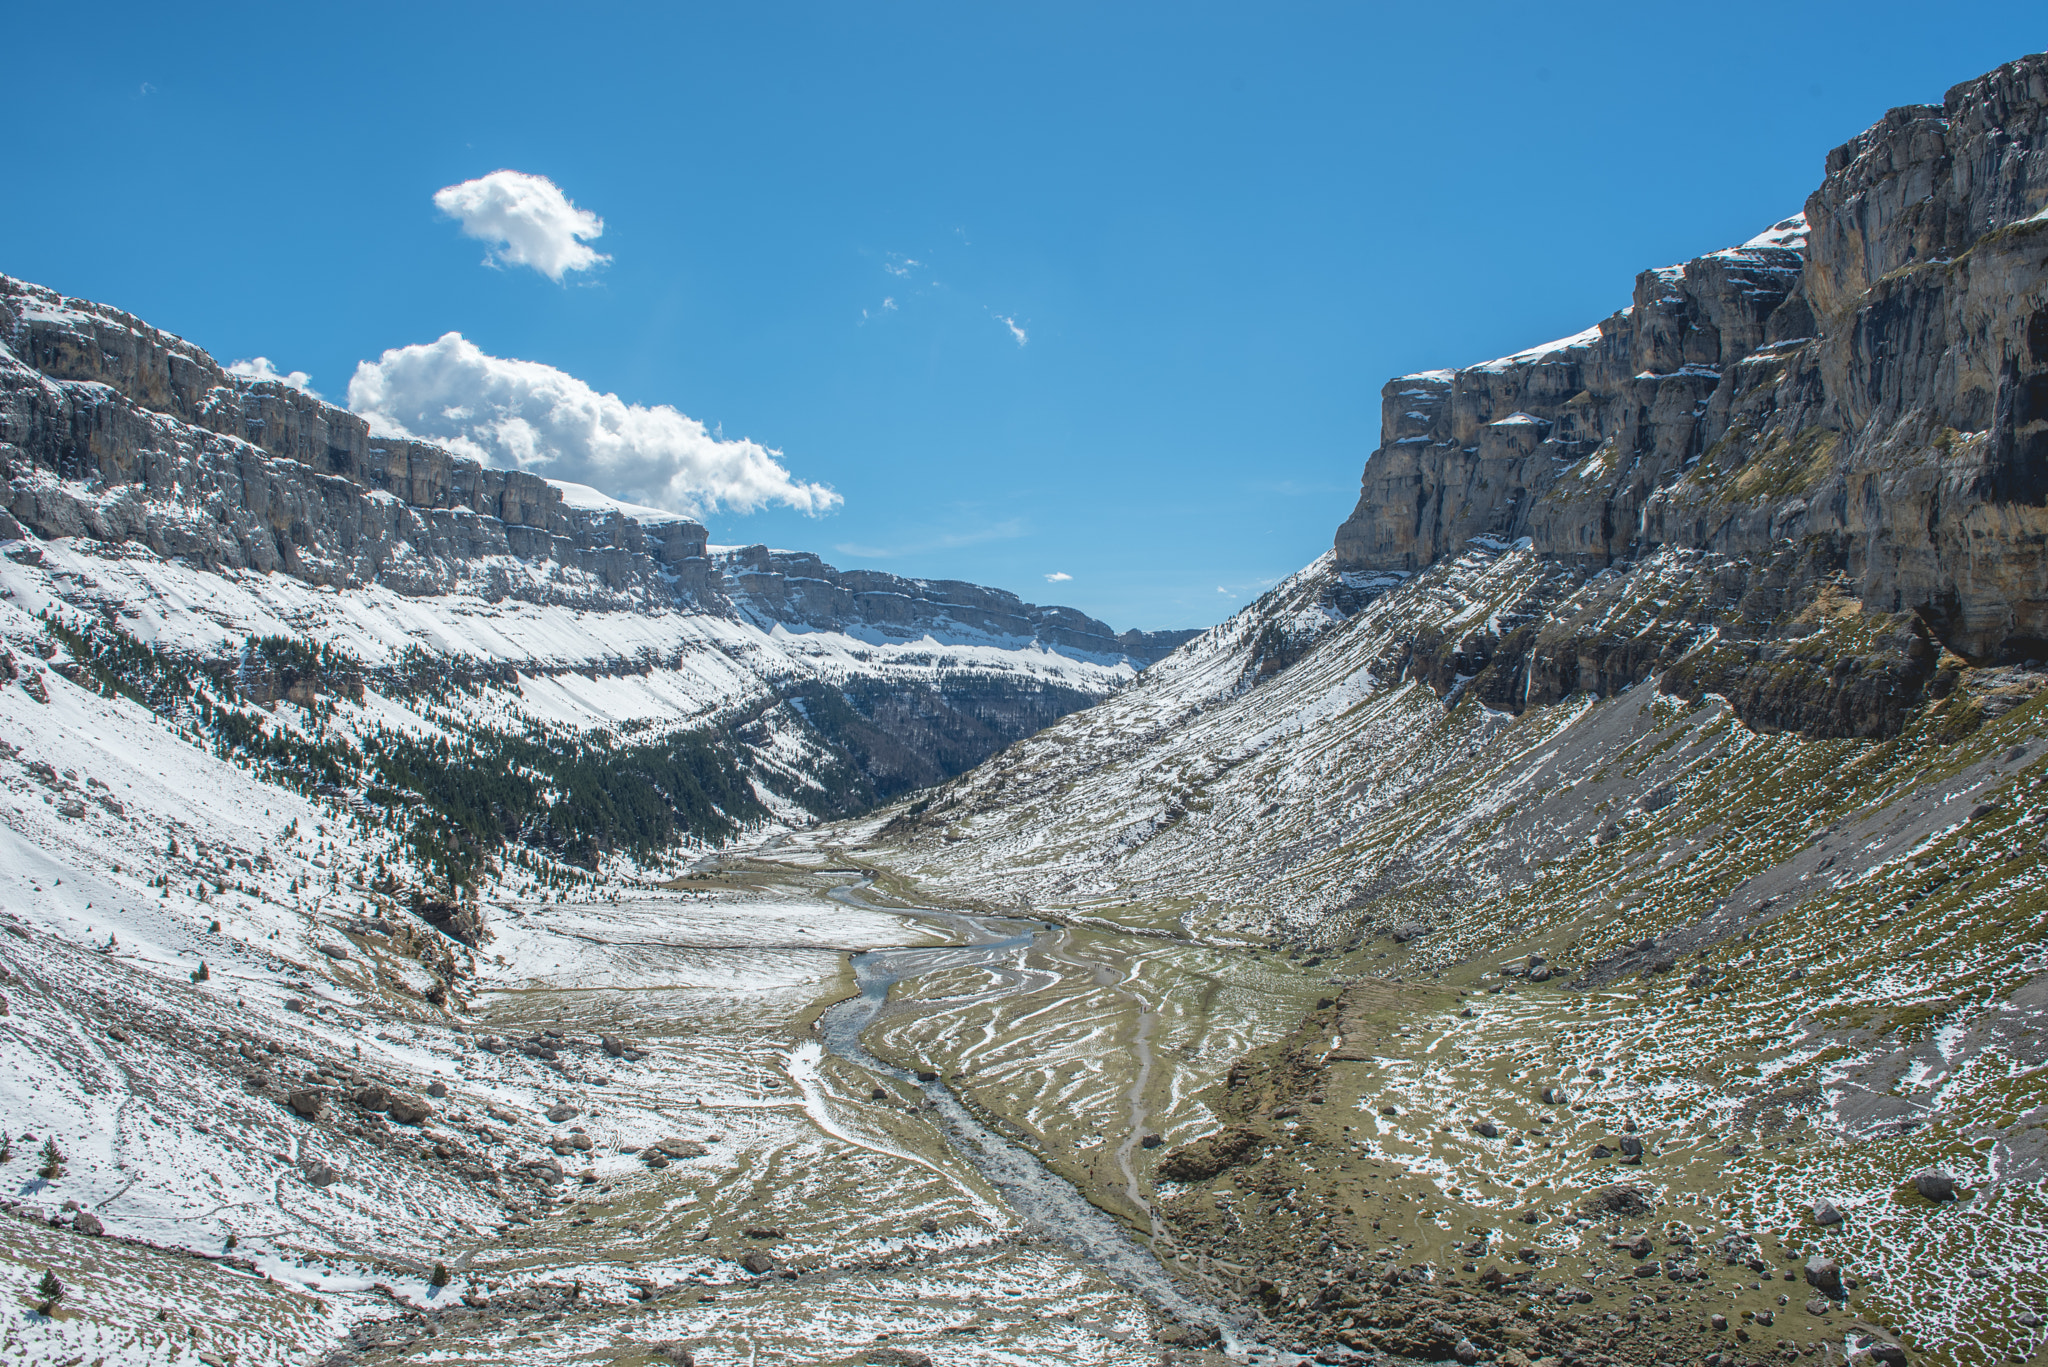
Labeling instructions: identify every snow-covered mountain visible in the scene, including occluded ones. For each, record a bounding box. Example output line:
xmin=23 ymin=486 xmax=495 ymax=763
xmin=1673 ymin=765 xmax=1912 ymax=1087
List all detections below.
xmin=0 ymin=270 xmax=1197 ymax=875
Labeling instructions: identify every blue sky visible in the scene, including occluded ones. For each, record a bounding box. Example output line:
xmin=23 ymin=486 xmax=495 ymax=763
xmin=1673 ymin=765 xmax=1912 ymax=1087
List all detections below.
xmin=6 ymin=5 xmax=2043 ymax=631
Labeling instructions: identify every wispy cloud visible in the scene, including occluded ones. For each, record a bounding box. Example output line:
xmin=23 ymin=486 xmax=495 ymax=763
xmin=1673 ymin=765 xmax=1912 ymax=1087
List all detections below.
xmin=834 ymin=518 xmax=1025 ymax=559
xmin=996 ymin=314 xmax=1028 ymax=347
xmin=136 ymin=81 xmax=156 ymax=98
xmin=433 ymin=170 xmax=608 ymax=282
xmin=1044 ymin=571 xmax=1072 ymax=583
xmin=227 ymin=357 xmax=319 ymax=396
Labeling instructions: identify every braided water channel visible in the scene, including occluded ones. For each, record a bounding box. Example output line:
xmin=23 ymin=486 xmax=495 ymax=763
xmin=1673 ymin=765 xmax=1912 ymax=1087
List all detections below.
xmin=813 ymin=880 xmax=1257 ymax=1354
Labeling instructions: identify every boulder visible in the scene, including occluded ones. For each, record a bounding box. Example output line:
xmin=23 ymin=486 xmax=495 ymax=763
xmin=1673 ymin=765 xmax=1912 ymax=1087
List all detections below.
xmin=1804 ymin=1255 xmax=1843 ymax=1299
xmin=1474 ymin=1121 xmax=1500 ymax=1138
xmin=601 ymin=1035 xmax=626 ymax=1057
xmin=287 ymin=1089 xmax=325 ymax=1119
xmin=1813 ymin=1198 xmax=1844 ymax=1226
xmin=317 ymin=943 xmax=350 ymax=961
xmin=303 ymin=1160 xmax=340 ymax=1188
xmin=739 ymin=1251 xmax=775 ymax=1275
xmin=545 ymin=1103 xmax=578 ymax=1124
xmin=1806 ymin=1296 xmax=1832 ymax=1316
xmin=73 ymin=1210 xmax=103 ymax=1236
xmin=1913 ymin=1170 xmax=1956 ymax=1201
xmin=386 ymin=1095 xmax=435 ymax=1126
xmin=427 ymin=1081 xmax=448 ymax=1098
xmin=352 ymin=1084 xmax=396 ymax=1112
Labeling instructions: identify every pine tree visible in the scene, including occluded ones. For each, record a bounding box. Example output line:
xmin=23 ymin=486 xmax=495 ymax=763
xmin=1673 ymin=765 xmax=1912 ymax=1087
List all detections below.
xmin=38 ymin=1137 xmax=63 ymax=1180
xmin=430 ymin=1262 xmax=450 ymax=1287
xmin=35 ymin=1269 xmax=62 ymax=1315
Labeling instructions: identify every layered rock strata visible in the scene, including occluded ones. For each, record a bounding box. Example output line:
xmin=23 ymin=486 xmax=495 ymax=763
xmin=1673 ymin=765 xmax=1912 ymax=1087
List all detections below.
xmin=1334 ymin=52 xmax=2048 ymax=732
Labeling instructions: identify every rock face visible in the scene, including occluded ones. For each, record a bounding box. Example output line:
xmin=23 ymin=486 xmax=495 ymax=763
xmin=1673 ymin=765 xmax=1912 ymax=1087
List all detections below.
xmin=1333 ymin=53 xmax=2048 ymax=737
xmin=0 ymin=275 xmax=1197 ymax=812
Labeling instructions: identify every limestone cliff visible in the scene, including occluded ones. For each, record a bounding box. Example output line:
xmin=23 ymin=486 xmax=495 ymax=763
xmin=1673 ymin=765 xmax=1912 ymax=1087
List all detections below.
xmin=1333 ymin=52 xmax=2048 ymax=737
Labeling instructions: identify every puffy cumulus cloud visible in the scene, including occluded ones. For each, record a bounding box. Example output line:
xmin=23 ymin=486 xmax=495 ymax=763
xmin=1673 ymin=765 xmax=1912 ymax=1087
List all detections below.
xmin=227 ymin=357 xmax=319 ymax=396
xmin=433 ymin=170 xmax=609 ymax=281
xmin=1044 ymin=571 xmax=1072 ymax=583
xmin=346 ymin=334 xmax=840 ymax=517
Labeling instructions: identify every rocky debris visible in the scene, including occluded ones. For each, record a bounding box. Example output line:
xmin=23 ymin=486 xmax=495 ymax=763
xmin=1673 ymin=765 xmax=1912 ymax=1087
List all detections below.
xmin=426 ymin=1081 xmax=448 ymax=1098
xmin=287 ymin=1089 xmax=325 ymax=1119
xmin=1473 ymin=1120 xmax=1499 ymax=1138
xmin=303 ymin=1159 xmax=340 ymax=1188
xmin=644 ymin=1137 xmax=707 ymax=1161
xmin=1913 ymin=1169 xmax=1957 ymax=1201
xmin=1813 ymin=1197 xmax=1844 ymax=1226
xmin=1806 ymin=1295 xmax=1832 ymax=1316
xmin=545 ymin=1103 xmax=578 ymax=1123
xmin=738 ymin=1251 xmax=775 ymax=1275
xmin=1578 ymin=1184 xmax=1654 ymax=1218
xmin=1157 ymin=1126 xmax=1261 ymax=1181
xmin=317 ymin=943 xmax=350 ymax=961
xmin=73 ymin=1210 xmax=103 ymax=1236
xmin=353 ymin=1084 xmax=396 ymax=1112
xmin=1617 ymin=1133 xmax=1644 ymax=1162
xmin=601 ymin=1034 xmax=625 ymax=1057
xmin=1804 ymin=1255 xmax=1844 ymax=1299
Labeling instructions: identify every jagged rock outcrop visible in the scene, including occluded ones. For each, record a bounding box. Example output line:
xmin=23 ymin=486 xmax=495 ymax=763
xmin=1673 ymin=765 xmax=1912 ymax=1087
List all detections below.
xmin=1332 ymin=51 xmax=2048 ymax=736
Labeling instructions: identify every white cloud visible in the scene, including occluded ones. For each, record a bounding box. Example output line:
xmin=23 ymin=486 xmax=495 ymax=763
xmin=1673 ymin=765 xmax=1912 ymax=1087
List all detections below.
xmin=997 ymin=314 xmax=1028 ymax=346
xmin=1216 ymin=586 xmax=1233 ymax=595
xmin=347 ymin=334 xmax=840 ymax=518
xmin=1044 ymin=571 xmax=1072 ymax=583
xmin=227 ymin=357 xmax=319 ymax=396
xmin=432 ymin=170 xmax=609 ymax=282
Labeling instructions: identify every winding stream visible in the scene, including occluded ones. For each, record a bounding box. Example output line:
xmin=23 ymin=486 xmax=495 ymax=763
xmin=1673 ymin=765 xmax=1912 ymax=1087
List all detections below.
xmin=814 ymin=880 xmax=1249 ymax=1349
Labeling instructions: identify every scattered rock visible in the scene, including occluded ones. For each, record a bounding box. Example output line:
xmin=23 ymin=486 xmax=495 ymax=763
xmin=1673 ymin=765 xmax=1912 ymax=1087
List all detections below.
xmin=1711 ymin=1313 xmax=1728 ymax=1331
xmin=601 ymin=1035 xmax=626 ymax=1057
xmin=647 ymin=1137 xmax=707 ymax=1160
xmin=1578 ymin=1184 xmax=1653 ymax=1218
xmin=1812 ymin=1198 xmax=1844 ymax=1226
xmin=915 ymin=1070 xmax=939 ymax=1083
xmin=73 ymin=1210 xmax=103 ymax=1236
xmin=287 ymin=1089 xmax=325 ymax=1120
xmin=316 ymin=943 xmax=350 ymax=961
xmin=1473 ymin=1121 xmax=1500 ymax=1138
xmin=1528 ymin=965 xmax=1552 ymax=982
xmin=919 ymin=1217 xmax=938 ymax=1234
xmin=1540 ymin=1086 xmax=1567 ymax=1105
xmin=743 ymin=1226 xmax=784 ymax=1239
xmin=352 ymin=1084 xmax=395 ymax=1112
xmin=870 ymin=1087 xmax=888 ymax=1100
xmin=861 ymin=1350 xmax=932 ymax=1367
xmin=1609 ymin=1233 xmax=1652 ymax=1259
xmin=1618 ymin=1134 xmax=1644 ymax=1162
xmin=739 ymin=1251 xmax=775 ymax=1275
xmin=545 ymin=1103 xmax=578 ymax=1124
xmin=1806 ymin=1296 xmax=1831 ymax=1316
xmin=303 ymin=1160 xmax=340 ymax=1188
xmin=427 ymin=1081 xmax=449 ymax=1098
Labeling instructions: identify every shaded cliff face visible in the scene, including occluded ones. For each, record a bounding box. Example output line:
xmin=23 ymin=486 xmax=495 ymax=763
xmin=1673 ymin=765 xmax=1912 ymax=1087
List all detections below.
xmin=1334 ymin=52 xmax=2048 ymax=734
xmin=0 ymin=274 xmax=1190 ymax=823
